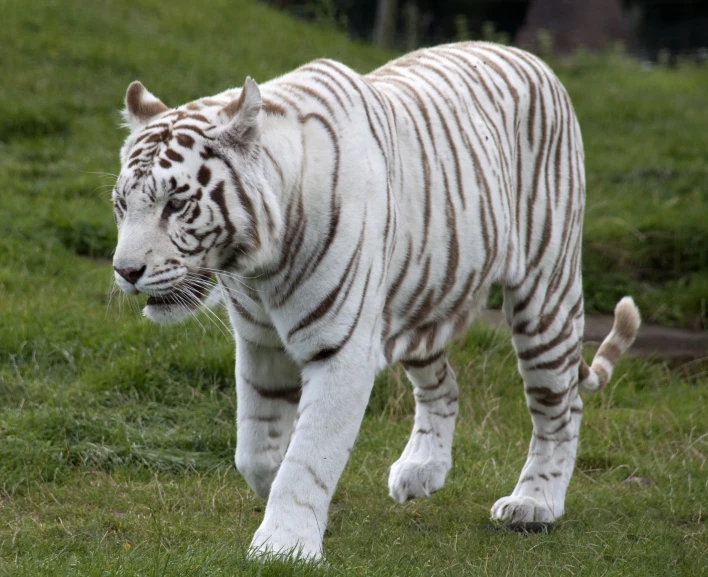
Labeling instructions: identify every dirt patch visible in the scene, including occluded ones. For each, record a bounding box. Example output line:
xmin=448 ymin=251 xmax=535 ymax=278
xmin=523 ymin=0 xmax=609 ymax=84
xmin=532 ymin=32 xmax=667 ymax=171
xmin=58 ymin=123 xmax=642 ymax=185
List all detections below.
xmin=479 ymin=310 xmax=708 ymax=361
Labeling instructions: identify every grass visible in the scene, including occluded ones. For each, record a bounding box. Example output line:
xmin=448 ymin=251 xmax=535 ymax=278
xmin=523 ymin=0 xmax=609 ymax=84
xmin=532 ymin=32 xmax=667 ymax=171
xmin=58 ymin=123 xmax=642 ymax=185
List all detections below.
xmin=557 ymin=50 xmax=708 ymax=328
xmin=0 ymin=0 xmax=707 ymax=575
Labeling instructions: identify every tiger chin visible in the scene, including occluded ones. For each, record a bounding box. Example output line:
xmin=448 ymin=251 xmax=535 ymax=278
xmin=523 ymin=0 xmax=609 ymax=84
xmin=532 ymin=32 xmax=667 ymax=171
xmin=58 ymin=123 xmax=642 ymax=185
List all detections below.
xmin=142 ymin=294 xmax=195 ymax=324
xmin=109 ymin=42 xmax=640 ymax=561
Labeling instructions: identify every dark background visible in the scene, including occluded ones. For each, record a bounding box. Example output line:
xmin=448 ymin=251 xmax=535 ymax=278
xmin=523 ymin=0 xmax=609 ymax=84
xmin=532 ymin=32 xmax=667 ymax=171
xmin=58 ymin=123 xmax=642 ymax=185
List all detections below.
xmin=265 ymin=0 xmax=708 ymax=60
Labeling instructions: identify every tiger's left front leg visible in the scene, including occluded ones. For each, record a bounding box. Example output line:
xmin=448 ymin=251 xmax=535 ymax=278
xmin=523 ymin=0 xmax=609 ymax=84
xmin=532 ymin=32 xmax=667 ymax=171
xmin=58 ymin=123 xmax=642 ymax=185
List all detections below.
xmin=250 ymin=348 xmax=376 ymax=560
xmin=235 ymin=336 xmax=302 ymax=500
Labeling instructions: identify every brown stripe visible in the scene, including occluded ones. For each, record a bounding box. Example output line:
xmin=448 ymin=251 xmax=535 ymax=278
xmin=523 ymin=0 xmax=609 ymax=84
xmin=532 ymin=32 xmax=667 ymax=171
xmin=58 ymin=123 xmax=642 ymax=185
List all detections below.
xmin=548 ymin=417 xmax=571 ymax=435
xmin=228 ymin=167 xmax=260 ymax=251
xmin=397 ymin=98 xmax=432 ymax=258
xmin=262 ymin=99 xmax=287 ymax=116
xmin=473 ymin=45 xmax=522 ymax=107
xmin=243 ymin=376 xmax=301 ymax=405
xmin=414 ymin=69 xmax=467 ymax=210
xmin=285 ymin=457 xmax=329 ymax=494
xmin=512 ymin=272 xmax=543 ymax=317
xmin=209 ymin=180 xmax=236 ymax=247
xmin=306 ymin=74 xmax=350 ymax=115
xmin=273 ymin=113 xmax=341 ymax=304
xmin=401 ymin=350 xmax=445 ymax=369
xmin=593 ymin=364 xmax=609 ymax=389
xmin=173 ymin=124 xmax=209 ymax=139
xmin=417 ymin=370 xmax=448 ymax=391
xmin=384 ymin=75 xmax=438 ymax=159
xmin=287 ymin=221 xmax=365 ymax=339
xmin=283 ymin=83 xmax=336 ymax=118
xmin=597 ymin=341 xmax=622 ymax=365
xmin=517 ymin=309 xmax=576 ymax=361
xmin=301 ymin=62 xmax=355 ymax=107
xmin=436 ymin=170 xmax=459 ymax=307
xmin=308 ymin=266 xmax=372 ymax=363
xmin=384 ymin=237 xmax=413 ymax=329
xmin=528 ymin=341 xmax=579 ymax=372
xmin=230 ymin=297 xmax=271 ymax=329
xmin=525 ymin=386 xmax=568 ymax=407
xmin=263 ymin=146 xmax=284 ymax=184
xmin=398 ymin=255 xmax=431 ymax=319
xmin=187 ymin=113 xmax=210 ymax=124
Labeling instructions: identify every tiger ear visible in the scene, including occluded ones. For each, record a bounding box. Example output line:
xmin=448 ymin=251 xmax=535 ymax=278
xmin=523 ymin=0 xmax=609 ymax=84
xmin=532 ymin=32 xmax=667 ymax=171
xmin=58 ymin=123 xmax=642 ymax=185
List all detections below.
xmin=122 ymin=81 xmax=169 ymax=131
xmin=217 ymin=77 xmax=262 ymax=150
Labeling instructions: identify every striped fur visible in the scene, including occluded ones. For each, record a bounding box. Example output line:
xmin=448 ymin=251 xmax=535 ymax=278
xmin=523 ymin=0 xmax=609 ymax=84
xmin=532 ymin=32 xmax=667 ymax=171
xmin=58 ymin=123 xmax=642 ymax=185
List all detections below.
xmin=111 ymin=42 xmax=640 ymax=559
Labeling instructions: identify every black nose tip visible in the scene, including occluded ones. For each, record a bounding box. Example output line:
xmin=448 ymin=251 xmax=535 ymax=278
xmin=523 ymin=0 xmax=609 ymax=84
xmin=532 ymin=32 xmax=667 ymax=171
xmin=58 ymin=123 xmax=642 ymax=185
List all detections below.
xmin=114 ymin=265 xmax=146 ymax=285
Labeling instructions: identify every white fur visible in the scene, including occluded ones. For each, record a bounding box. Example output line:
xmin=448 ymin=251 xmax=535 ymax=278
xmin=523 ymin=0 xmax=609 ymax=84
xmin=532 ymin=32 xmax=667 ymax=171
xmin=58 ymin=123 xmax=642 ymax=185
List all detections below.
xmin=111 ymin=42 xmax=639 ymax=560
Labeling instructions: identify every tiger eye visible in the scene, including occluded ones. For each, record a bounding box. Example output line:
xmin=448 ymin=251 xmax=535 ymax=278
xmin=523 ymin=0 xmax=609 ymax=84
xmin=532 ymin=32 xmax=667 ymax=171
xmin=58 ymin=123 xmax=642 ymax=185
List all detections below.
xmin=166 ymin=198 xmax=187 ymax=212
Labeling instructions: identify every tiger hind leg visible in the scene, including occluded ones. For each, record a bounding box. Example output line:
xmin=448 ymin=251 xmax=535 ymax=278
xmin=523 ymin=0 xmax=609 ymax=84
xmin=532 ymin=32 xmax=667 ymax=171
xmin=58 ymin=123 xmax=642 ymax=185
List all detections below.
xmin=492 ymin=283 xmax=640 ymax=525
xmin=388 ymin=351 xmax=459 ymax=503
xmin=491 ymin=281 xmax=586 ymax=524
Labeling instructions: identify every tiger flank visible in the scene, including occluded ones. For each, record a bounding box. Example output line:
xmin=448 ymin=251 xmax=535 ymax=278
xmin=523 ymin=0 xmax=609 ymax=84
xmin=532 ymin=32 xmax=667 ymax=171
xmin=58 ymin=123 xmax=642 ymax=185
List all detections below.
xmin=110 ymin=42 xmax=640 ymax=560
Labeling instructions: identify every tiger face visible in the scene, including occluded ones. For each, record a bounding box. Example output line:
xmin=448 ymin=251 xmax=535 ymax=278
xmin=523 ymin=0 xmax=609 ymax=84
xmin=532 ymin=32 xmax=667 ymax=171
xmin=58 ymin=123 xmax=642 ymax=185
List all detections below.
xmin=112 ymin=79 xmax=268 ymax=323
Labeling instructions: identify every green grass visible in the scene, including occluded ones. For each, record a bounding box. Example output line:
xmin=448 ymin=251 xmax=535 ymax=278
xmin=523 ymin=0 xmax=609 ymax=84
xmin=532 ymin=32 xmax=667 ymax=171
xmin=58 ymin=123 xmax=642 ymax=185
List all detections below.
xmin=1 ymin=0 xmax=707 ymax=575
xmin=557 ymin=50 xmax=708 ymax=328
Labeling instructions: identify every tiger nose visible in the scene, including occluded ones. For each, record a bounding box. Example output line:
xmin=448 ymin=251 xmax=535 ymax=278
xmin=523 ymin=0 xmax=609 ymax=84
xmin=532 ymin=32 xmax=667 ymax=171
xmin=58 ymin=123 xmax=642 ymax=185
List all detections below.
xmin=114 ymin=265 xmax=146 ymax=285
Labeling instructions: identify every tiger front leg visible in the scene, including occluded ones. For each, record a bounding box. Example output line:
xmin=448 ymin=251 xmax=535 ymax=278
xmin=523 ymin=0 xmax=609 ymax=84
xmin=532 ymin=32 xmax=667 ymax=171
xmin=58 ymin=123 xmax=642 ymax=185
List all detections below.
xmin=235 ymin=337 xmax=301 ymax=500
xmin=249 ymin=350 xmax=376 ymax=560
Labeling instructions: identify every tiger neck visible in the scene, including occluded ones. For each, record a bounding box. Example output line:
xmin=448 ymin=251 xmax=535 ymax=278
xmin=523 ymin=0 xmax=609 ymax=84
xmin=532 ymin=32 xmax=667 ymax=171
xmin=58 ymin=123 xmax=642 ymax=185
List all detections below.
xmin=241 ymin=113 xmax=304 ymax=276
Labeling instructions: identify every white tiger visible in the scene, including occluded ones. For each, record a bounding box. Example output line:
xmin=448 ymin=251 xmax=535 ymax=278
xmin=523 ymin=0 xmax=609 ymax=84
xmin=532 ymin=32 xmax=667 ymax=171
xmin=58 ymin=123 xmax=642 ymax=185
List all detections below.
xmin=111 ymin=41 xmax=640 ymax=559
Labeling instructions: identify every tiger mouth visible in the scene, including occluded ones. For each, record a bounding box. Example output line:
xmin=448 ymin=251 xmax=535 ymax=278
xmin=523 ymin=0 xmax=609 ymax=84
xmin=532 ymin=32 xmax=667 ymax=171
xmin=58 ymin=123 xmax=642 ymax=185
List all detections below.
xmin=146 ymin=293 xmax=182 ymax=306
xmin=144 ymin=271 xmax=211 ymax=307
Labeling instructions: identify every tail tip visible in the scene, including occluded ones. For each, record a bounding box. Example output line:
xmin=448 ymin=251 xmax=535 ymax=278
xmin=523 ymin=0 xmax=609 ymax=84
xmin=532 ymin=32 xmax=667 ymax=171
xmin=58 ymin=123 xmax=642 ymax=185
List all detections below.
xmin=614 ymin=296 xmax=641 ymax=344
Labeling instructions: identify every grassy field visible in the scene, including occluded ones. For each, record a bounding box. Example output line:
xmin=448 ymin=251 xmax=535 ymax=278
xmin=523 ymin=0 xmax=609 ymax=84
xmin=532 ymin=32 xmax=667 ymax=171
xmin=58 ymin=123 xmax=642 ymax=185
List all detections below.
xmin=1 ymin=0 xmax=707 ymax=575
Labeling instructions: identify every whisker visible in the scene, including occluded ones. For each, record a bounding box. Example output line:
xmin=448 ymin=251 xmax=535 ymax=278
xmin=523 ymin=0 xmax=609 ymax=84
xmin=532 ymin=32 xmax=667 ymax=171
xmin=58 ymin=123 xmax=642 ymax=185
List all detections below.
xmin=198 ymin=266 xmax=268 ymax=282
xmin=185 ymin=272 xmax=261 ymax=306
xmin=194 ymin=298 xmax=233 ymax=340
xmin=81 ymin=171 xmax=119 ymax=178
xmin=105 ymin=281 xmax=120 ymax=319
xmin=93 ymin=186 xmax=118 ymax=199
xmin=130 ymin=296 xmax=143 ymax=317
xmin=186 ymin=273 xmax=264 ymax=314
xmin=197 ymin=269 xmax=262 ymax=294
xmin=179 ymin=284 xmax=233 ymax=339
xmin=174 ymin=290 xmax=209 ymax=334
xmin=169 ymin=293 xmax=200 ymax=333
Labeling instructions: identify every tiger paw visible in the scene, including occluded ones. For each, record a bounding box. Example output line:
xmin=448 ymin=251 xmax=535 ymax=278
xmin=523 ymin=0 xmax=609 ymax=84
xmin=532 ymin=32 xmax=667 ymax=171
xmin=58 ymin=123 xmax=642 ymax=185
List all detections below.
xmin=490 ymin=495 xmax=559 ymax=524
xmin=388 ymin=457 xmax=450 ymax=503
xmin=249 ymin=521 xmax=323 ymax=561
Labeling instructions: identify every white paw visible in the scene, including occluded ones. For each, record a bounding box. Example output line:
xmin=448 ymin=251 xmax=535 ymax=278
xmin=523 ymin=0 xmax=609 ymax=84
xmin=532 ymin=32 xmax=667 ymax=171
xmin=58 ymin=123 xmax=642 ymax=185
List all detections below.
xmin=249 ymin=522 xmax=323 ymax=561
xmin=388 ymin=457 xmax=450 ymax=503
xmin=490 ymin=495 xmax=558 ymax=524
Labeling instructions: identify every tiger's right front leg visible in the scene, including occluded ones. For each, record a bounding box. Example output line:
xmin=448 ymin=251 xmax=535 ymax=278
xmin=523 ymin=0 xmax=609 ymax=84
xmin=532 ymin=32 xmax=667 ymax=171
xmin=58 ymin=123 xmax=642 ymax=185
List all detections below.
xmin=235 ymin=336 xmax=302 ymax=500
xmin=249 ymin=346 xmax=377 ymax=560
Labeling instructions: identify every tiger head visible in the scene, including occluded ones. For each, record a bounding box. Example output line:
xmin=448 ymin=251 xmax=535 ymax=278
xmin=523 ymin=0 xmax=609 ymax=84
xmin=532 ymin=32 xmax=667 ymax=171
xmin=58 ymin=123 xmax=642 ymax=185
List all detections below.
xmin=112 ymin=79 xmax=276 ymax=323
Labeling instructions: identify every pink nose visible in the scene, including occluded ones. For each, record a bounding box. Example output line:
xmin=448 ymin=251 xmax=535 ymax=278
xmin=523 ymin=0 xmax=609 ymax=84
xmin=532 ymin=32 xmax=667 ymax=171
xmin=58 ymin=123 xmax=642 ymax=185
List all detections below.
xmin=114 ymin=265 xmax=146 ymax=285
